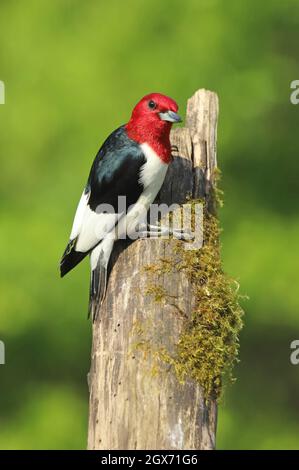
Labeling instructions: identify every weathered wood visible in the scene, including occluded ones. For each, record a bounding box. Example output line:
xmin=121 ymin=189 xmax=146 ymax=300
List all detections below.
xmin=87 ymin=89 xmax=219 ymax=450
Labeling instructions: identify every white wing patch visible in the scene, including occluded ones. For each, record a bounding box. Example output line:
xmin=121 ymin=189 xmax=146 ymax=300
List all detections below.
xmin=70 ymin=189 xmax=90 ymax=239
xmin=76 ymin=210 xmax=119 ymax=252
xmin=70 ymin=188 xmax=120 ymax=253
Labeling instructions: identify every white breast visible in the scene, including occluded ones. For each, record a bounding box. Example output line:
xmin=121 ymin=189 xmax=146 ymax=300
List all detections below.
xmin=139 ymin=142 xmax=168 ymax=204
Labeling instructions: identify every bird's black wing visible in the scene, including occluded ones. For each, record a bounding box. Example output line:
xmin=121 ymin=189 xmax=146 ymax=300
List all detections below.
xmin=87 ymin=125 xmax=146 ymax=211
xmin=60 ymin=126 xmax=146 ymax=277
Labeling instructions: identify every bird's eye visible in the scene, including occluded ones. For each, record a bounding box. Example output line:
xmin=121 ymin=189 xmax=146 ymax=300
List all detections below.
xmin=148 ymin=100 xmax=156 ymax=110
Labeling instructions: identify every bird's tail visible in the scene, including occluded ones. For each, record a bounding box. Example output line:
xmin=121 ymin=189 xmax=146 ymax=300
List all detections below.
xmin=88 ymin=237 xmax=115 ymax=321
xmin=60 ymin=237 xmax=88 ymax=278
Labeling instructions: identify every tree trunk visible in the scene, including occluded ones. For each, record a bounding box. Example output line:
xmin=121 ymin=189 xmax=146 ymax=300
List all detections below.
xmin=87 ymin=89 xmax=219 ymax=450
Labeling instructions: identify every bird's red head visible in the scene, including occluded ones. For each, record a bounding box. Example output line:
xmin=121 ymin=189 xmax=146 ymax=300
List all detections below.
xmin=126 ymin=93 xmax=181 ymax=163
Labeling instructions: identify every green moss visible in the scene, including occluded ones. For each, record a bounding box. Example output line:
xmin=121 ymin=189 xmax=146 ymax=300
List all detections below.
xmin=138 ymin=191 xmax=244 ymax=400
xmin=171 ymin=206 xmax=243 ymax=398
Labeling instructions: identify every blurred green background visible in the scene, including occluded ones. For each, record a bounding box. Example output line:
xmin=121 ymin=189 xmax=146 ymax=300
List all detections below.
xmin=1 ymin=0 xmax=299 ymax=449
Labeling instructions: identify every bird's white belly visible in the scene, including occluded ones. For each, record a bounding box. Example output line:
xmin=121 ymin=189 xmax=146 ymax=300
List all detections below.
xmin=116 ymin=143 xmax=168 ymax=238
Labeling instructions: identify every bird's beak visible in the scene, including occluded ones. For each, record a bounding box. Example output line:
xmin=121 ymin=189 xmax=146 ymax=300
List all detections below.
xmin=159 ymin=110 xmax=182 ymax=123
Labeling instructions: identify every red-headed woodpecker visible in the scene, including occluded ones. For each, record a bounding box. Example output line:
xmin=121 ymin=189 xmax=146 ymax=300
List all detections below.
xmin=60 ymin=93 xmax=182 ymax=320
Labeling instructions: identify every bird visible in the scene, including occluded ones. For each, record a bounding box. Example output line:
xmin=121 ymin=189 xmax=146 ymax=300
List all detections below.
xmin=60 ymin=93 xmax=183 ymax=320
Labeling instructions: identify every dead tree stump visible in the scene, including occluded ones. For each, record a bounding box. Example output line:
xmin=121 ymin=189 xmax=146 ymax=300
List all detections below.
xmin=87 ymin=89 xmax=219 ymax=450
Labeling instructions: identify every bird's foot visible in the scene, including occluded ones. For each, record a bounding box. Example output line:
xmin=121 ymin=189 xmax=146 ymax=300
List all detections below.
xmin=137 ymin=223 xmax=194 ymax=241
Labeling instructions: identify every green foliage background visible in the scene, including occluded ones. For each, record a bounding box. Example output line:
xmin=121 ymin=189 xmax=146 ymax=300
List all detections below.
xmin=0 ymin=0 xmax=298 ymax=449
